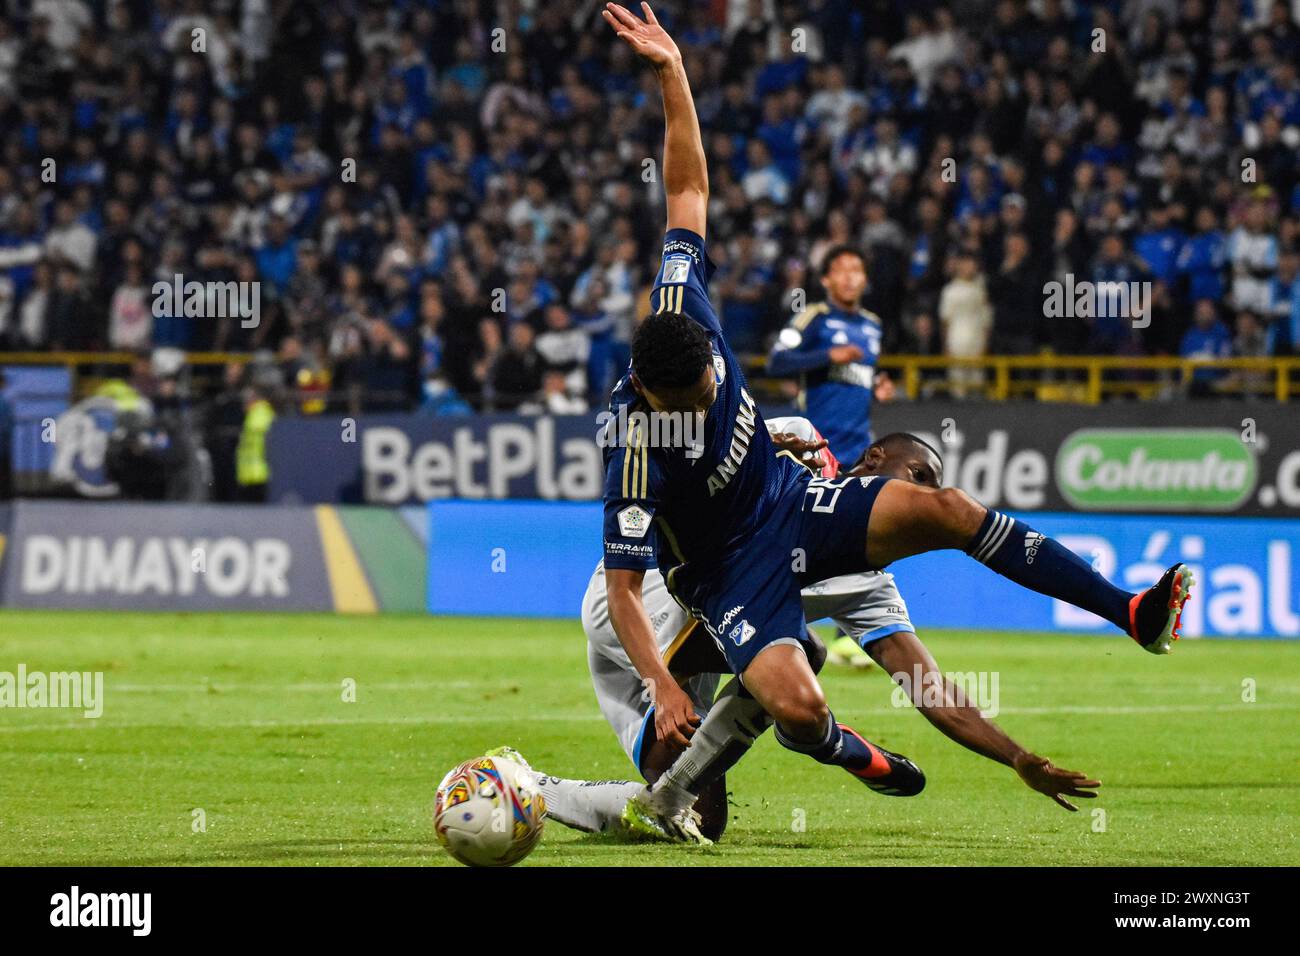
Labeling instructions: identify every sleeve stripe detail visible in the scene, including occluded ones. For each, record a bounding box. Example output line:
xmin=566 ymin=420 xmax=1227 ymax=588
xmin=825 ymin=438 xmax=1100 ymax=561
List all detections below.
xmin=622 ymin=429 xmax=634 ymax=497
xmin=620 ymin=421 xmax=650 ymax=499
xmin=640 ymin=425 xmax=648 ymax=498
xmin=792 ymin=303 xmax=829 ymax=331
xmin=655 ymin=285 xmax=684 ymax=315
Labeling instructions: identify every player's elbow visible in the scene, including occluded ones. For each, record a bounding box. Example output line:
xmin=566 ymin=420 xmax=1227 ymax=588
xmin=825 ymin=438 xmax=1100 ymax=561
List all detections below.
xmin=665 ymin=189 xmax=708 ymax=234
xmin=921 ymin=487 xmax=986 ymax=549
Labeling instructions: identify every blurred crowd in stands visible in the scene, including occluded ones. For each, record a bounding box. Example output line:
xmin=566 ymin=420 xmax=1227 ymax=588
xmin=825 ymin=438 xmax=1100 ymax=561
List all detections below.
xmin=0 ymin=0 xmax=1299 ymax=421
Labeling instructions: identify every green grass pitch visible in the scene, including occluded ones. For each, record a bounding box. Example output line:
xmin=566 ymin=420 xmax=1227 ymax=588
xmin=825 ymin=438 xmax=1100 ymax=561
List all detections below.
xmin=1 ymin=610 xmax=1296 ymax=866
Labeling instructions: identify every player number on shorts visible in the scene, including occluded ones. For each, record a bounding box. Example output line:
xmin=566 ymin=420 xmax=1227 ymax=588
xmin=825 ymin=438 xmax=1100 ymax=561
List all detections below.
xmin=805 ymin=477 xmax=852 ymax=513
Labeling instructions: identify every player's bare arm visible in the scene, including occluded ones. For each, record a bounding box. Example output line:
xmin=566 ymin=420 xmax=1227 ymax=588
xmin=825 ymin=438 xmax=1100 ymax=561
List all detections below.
xmin=867 ymin=630 xmax=1101 ymax=812
xmin=603 ymin=3 xmax=706 ymax=237
xmin=606 ymin=567 xmax=699 ymax=748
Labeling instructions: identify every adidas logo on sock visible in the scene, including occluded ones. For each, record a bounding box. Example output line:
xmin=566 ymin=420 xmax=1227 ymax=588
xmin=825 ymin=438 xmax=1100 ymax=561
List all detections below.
xmin=1024 ymin=532 xmax=1044 ymax=564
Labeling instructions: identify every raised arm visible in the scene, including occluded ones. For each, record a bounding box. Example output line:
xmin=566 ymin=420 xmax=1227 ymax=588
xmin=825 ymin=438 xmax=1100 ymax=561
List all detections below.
xmin=603 ymin=3 xmax=707 ymax=237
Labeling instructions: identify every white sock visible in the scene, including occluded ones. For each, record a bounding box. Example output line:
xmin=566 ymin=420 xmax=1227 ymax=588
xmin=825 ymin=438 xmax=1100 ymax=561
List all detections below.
xmin=533 ymin=775 xmax=645 ymax=833
xmin=648 ymin=677 xmax=772 ymax=815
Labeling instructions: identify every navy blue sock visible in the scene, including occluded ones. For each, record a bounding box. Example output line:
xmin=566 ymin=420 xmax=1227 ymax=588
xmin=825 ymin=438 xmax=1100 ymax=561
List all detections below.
xmin=774 ymin=713 xmax=873 ymax=771
xmin=967 ymin=510 xmax=1131 ymax=631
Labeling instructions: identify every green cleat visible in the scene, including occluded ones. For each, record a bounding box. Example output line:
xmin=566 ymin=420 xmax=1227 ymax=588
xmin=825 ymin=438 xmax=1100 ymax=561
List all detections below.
xmin=827 ymin=634 xmax=873 ymax=669
xmin=620 ymin=794 xmax=713 ymax=845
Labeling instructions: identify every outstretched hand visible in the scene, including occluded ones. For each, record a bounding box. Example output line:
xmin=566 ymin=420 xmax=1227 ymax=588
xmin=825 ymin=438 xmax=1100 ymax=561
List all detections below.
xmin=770 ymin=432 xmax=829 ymax=471
xmin=1013 ymin=752 xmax=1101 ymax=811
xmin=602 ymin=3 xmax=681 ymax=68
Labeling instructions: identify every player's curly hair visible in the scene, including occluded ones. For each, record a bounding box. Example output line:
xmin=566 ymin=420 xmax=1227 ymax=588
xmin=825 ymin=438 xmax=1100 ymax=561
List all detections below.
xmin=818 ymin=244 xmax=867 ymax=276
xmin=631 ymin=311 xmax=713 ymax=392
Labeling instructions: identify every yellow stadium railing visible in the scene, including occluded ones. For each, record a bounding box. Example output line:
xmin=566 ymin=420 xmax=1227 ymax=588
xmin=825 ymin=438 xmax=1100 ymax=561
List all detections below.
xmin=3 ymin=351 xmax=1299 ymax=404
xmin=0 ymin=351 xmax=253 ymax=370
xmin=750 ymin=354 xmax=1300 ymax=403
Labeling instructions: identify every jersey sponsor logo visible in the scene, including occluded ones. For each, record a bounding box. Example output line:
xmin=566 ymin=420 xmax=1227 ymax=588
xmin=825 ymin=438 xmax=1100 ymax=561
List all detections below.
xmin=660 ymin=255 xmax=692 ymax=285
xmin=718 ymin=604 xmax=745 ymax=631
xmin=706 ymin=389 xmax=758 ymax=497
xmin=728 ymin=620 xmax=756 ymax=646
xmin=617 ymin=505 xmax=651 ymax=539
xmin=1024 ymin=531 xmax=1045 ymax=563
xmin=828 ymin=362 xmax=876 ymax=389
xmin=605 ymin=541 xmax=653 ymax=558
xmin=662 ymin=239 xmax=701 ymax=261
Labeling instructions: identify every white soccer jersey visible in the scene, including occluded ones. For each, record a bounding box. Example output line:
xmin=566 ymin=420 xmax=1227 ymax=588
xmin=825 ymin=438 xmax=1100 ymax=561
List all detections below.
xmin=581 ymin=560 xmax=914 ymax=767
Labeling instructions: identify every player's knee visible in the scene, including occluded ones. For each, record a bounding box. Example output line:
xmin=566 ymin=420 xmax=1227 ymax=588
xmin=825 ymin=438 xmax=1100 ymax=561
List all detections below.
xmin=767 ymin=682 xmax=829 ymax=738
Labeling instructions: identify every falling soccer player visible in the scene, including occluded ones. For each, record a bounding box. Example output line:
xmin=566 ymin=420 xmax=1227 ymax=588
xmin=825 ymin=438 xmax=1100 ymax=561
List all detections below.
xmin=594 ymin=2 xmax=1192 ymax=841
xmin=524 ymin=420 xmax=1102 ymax=842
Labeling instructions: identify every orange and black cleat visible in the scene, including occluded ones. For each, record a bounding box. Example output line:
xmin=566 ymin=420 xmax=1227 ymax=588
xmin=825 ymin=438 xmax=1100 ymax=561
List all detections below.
xmin=838 ymin=724 xmax=926 ymax=796
xmin=1128 ymin=563 xmax=1195 ymax=655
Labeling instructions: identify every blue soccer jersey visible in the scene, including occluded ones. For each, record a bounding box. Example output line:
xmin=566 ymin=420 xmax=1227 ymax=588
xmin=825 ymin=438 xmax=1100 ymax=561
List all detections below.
xmin=767 ymin=303 xmax=883 ymax=465
xmin=601 ymin=229 xmax=812 ymax=666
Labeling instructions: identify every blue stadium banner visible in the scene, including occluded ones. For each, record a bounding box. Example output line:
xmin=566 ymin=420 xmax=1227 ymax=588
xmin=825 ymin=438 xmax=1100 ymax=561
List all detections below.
xmin=271 ymin=405 xmax=1300 ymax=516
xmin=423 ymin=501 xmax=1300 ymax=639
xmin=427 ymin=500 xmax=603 ymax=618
xmin=0 ymin=500 xmax=334 ymax=612
xmin=269 ymin=413 xmax=603 ymax=504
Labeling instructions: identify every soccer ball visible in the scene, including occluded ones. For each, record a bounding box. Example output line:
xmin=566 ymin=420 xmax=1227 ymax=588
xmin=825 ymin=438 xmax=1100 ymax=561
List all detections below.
xmin=434 ymin=753 xmax=546 ymax=867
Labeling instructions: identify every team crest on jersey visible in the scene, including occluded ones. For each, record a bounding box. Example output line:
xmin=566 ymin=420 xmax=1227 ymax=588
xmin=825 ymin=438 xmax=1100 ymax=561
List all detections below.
xmin=661 ymin=255 xmax=691 ymax=284
xmin=728 ymin=620 xmax=756 ymax=646
xmin=712 ymin=353 xmax=726 ymax=384
xmin=617 ymin=505 xmax=651 ymax=539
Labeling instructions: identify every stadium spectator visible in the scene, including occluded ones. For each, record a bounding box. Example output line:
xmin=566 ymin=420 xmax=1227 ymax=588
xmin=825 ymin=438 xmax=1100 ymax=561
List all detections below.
xmin=0 ymin=0 xmax=1295 ymax=418
xmin=489 ymin=320 xmax=544 ymax=411
xmin=235 ymin=382 xmax=275 ymax=502
xmin=1267 ymin=250 xmax=1300 ymax=355
xmin=1230 ymin=308 xmax=1271 ymax=396
xmin=939 ymin=251 xmax=993 ymax=397
xmin=535 ymin=303 xmax=591 ymax=400
xmin=1182 ymin=299 xmax=1233 ymax=397
xmin=988 ymin=231 xmax=1041 ymax=355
